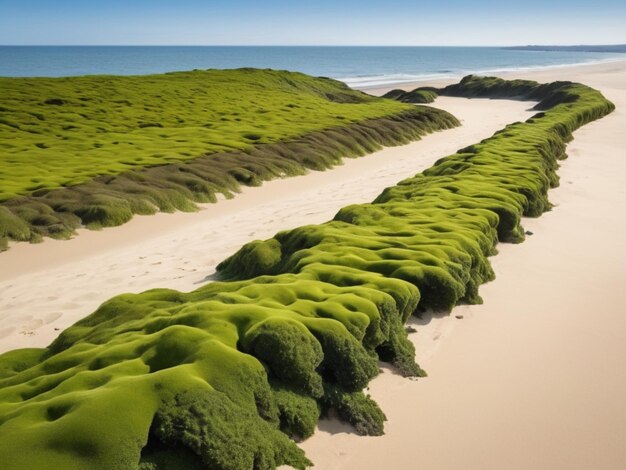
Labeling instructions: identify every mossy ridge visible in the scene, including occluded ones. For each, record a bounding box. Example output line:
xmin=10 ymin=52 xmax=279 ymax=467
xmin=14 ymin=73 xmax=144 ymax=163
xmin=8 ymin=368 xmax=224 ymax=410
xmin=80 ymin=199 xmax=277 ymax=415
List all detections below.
xmin=0 ymin=274 xmax=416 ymax=469
xmin=0 ymin=105 xmax=459 ymax=250
xmin=0 ymin=76 xmax=614 ymax=469
xmin=439 ymin=74 xmax=574 ymax=103
xmin=382 ymin=87 xmax=438 ymax=103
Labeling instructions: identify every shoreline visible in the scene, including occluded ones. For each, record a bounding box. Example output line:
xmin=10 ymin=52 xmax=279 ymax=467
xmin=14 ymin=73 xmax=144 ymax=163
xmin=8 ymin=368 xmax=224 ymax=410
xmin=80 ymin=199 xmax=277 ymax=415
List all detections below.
xmin=359 ymin=57 xmax=626 ymax=95
xmin=346 ymin=57 xmax=626 ymax=90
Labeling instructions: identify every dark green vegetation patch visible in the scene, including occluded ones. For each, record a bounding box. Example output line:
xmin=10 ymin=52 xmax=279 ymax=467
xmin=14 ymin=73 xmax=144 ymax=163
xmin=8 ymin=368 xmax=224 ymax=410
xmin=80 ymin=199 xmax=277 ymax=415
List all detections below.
xmin=0 ymin=69 xmax=459 ymax=251
xmin=382 ymin=86 xmax=438 ymax=103
xmin=0 ymin=76 xmax=614 ymax=469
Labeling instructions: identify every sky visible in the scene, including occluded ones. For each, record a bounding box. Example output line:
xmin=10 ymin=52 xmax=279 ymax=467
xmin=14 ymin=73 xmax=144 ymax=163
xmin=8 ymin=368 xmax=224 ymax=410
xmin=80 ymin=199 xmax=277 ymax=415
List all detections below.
xmin=1 ymin=0 xmax=625 ymax=46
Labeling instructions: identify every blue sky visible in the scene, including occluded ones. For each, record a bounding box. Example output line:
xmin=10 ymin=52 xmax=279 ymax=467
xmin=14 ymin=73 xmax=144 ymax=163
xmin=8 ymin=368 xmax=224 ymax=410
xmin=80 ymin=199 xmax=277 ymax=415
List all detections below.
xmin=1 ymin=0 xmax=625 ymax=46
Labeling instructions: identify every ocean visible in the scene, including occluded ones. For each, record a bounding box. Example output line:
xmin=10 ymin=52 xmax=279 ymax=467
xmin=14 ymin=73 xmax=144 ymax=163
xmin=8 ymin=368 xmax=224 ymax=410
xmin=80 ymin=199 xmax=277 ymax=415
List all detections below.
xmin=0 ymin=46 xmax=623 ymax=88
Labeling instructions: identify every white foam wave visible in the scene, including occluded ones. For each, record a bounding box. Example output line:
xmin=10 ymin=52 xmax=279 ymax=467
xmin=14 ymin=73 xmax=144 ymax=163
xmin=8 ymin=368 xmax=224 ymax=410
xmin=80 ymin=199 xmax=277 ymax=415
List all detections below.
xmin=338 ymin=57 xmax=626 ymax=90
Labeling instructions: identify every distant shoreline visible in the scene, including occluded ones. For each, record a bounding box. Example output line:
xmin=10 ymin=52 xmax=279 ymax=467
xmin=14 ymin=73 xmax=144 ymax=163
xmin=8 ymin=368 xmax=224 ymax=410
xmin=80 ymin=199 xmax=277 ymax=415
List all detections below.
xmin=2 ymin=45 xmax=624 ymax=84
xmin=347 ymin=57 xmax=626 ymax=89
xmin=355 ymin=57 xmax=626 ymax=91
xmin=505 ymin=44 xmax=626 ymax=53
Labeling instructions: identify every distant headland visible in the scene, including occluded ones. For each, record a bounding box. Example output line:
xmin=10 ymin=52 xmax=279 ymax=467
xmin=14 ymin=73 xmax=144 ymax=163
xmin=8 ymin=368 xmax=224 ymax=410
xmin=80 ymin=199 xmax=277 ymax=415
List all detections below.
xmin=505 ymin=44 xmax=626 ymax=53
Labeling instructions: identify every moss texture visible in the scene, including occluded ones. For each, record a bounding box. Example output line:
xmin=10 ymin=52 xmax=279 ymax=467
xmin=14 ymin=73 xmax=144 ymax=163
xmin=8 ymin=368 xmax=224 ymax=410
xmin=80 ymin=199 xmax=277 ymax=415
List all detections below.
xmin=0 ymin=69 xmax=459 ymax=250
xmin=0 ymin=76 xmax=614 ymax=469
xmin=382 ymin=87 xmax=438 ymax=103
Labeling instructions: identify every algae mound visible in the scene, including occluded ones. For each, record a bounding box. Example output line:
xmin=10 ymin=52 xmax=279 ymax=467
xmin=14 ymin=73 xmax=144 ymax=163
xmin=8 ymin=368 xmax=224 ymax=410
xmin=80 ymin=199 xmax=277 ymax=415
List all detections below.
xmin=0 ymin=76 xmax=614 ymax=469
xmin=382 ymin=87 xmax=438 ymax=103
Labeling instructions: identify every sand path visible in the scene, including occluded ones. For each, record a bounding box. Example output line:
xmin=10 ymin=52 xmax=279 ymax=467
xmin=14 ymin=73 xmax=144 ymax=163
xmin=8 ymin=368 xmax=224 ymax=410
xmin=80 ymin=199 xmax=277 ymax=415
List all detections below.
xmin=0 ymin=96 xmax=534 ymax=353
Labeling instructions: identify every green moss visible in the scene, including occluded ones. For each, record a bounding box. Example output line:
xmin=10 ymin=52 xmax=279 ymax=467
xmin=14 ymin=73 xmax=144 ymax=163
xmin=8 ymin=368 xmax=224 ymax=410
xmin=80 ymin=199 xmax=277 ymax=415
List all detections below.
xmin=139 ymin=444 xmax=205 ymax=470
xmin=322 ymin=383 xmax=387 ymax=436
xmin=0 ymin=69 xmax=459 ymax=250
xmin=271 ymin=384 xmax=320 ymax=440
xmin=0 ymin=206 xmax=33 ymax=248
xmin=0 ymin=68 xmax=404 ymax=200
xmin=241 ymin=318 xmax=324 ymax=397
xmin=383 ymin=87 xmax=438 ymax=103
xmin=0 ymin=76 xmax=614 ymax=469
xmin=150 ymin=389 xmax=310 ymax=470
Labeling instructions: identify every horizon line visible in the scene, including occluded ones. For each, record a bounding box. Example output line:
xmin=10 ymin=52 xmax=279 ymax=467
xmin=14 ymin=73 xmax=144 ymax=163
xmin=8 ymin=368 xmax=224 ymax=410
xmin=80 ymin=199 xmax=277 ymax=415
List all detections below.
xmin=2 ymin=43 xmax=626 ymax=48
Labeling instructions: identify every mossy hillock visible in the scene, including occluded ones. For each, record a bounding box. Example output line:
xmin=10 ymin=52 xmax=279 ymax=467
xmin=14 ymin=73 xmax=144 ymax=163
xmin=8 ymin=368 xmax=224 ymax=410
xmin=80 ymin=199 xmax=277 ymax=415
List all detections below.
xmin=439 ymin=74 xmax=573 ymax=102
xmin=0 ymin=76 xmax=614 ymax=469
xmin=382 ymin=87 xmax=438 ymax=103
xmin=0 ymin=69 xmax=459 ymax=250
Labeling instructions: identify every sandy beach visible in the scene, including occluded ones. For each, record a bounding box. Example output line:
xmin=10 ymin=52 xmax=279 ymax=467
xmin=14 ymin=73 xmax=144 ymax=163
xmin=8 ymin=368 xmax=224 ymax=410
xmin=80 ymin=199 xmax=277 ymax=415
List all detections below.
xmin=1 ymin=59 xmax=625 ymax=469
xmin=298 ymin=60 xmax=626 ymax=469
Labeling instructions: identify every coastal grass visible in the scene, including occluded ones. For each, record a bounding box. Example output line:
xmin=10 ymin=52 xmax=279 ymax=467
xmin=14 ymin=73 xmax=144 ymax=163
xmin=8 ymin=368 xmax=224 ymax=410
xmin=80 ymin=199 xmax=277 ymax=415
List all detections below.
xmin=0 ymin=69 xmax=459 ymax=250
xmin=0 ymin=76 xmax=614 ymax=469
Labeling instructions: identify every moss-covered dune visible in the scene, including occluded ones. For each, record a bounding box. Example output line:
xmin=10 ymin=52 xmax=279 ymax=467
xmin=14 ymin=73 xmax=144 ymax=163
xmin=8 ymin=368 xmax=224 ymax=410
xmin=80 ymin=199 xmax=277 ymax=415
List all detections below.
xmin=0 ymin=69 xmax=459 ymax=251
xmin=0 ymin=68 xmax=407 ymax=198
xmin=0 ymin=77 xmax=614 ymax=469
xmin=439 ymin=74 xmax=577 ymax=102
xmin=382 ymin=86 xmax=438 ymax=103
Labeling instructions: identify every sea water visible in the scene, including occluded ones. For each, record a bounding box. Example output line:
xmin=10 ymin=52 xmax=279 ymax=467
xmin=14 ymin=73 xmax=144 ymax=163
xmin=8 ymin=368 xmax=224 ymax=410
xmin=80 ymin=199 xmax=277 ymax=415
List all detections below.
xmin=0 ymin=46 xmax=623 ymax=87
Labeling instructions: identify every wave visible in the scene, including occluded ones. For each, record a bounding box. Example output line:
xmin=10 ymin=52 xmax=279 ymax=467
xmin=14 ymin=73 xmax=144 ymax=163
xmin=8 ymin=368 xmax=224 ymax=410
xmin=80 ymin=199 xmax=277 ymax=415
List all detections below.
xmin=337 ymin=72 xmax=456 ymax=89
xmin=338 ymin=56 xmax=626 ymax=90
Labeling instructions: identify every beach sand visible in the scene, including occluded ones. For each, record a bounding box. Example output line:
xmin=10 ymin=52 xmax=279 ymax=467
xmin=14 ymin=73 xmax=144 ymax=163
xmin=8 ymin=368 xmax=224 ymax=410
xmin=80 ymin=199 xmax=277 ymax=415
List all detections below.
xmin=297 ymin=60 xmax=626 ymax=469
xmin=1 ymin=59 xmax=625 ymax=469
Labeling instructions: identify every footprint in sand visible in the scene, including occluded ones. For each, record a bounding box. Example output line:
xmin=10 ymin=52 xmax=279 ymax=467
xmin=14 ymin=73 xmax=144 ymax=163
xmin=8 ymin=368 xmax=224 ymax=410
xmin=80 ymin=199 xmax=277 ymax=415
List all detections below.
xmin=20 ymin=318 xmax=44 ymax=334
xmin=44 ymin=312 xmax=63 ymax=324
xmin=60 ymin=302 xmax=80 ymax=310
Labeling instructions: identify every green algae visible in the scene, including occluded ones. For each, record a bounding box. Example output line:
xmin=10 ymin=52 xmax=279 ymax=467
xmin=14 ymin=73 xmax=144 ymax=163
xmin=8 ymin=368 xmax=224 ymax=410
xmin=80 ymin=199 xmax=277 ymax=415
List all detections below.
xmin=382 ymin=87 xmax=438 ymax=103
xmin=0 ymin=76 xmax=614 ymax=469
xmin=0 ymin=68 xmax=406 ymax=200
xmin=0 ymin=69 xmax=459 ymax=250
